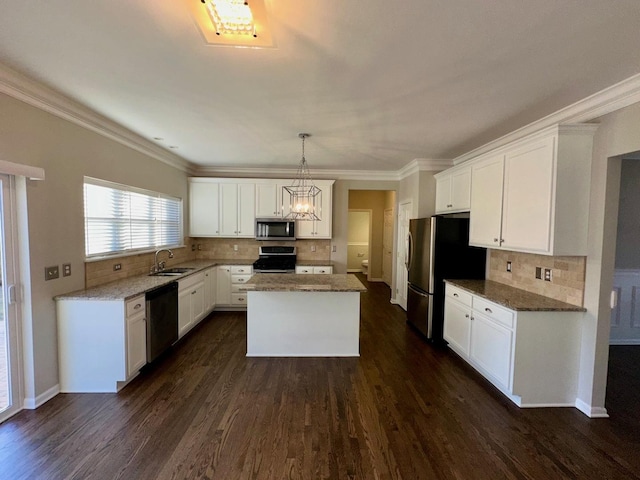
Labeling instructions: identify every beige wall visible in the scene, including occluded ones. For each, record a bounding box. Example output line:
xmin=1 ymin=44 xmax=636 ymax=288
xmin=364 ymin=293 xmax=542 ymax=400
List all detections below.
xmin=0 ymin=93 xmax=188 ymax=404
xmin=614 ymin=159 xmax=640 ymax=269
xmin=580 ymin=101 xmax=640 ymax=416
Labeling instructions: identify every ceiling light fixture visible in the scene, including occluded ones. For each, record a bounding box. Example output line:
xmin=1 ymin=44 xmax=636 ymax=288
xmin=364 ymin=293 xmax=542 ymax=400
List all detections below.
xmin=283 ymin=133 xmax=322 ymax=221
xmin=200 ymin=0 xmax=257 ymax=37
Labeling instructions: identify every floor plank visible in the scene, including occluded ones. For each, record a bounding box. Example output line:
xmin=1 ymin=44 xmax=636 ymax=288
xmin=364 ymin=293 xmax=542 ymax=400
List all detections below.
xmin=0 ymin=276 xmax=638 ymax=479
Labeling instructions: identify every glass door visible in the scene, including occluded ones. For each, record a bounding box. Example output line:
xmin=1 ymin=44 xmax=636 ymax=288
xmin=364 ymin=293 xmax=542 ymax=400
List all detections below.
xmin=0 ymin=174 xmax=22 ymax=423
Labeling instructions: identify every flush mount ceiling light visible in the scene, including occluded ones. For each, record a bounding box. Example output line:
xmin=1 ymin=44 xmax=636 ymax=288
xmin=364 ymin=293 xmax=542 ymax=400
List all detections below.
xmin=201 ymin=0 xmax=256 ymax=37
xmin=187 ymin=0 xmax=274 ymax=48
xmin=283 ymin=133 xmax=322 ymax=221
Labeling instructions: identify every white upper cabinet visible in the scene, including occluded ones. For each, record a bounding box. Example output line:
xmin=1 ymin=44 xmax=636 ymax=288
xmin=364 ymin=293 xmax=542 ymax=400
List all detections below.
xmin=255 ymin=182 xmax=291 ymax=218
xmin=189 ymin=179 xmax=220 ymax=236
xmin=469 ymin=154 xmax=505 ymax=248
xmin=467 ymin=124 xmax=597 ymax=256
xmin=189 ymin=179 xmax=255 ymax=238
xmin=435 ymin=166 xmax=471 ymax=214
xmin=295 ymin=180 xmax=334 ymax=239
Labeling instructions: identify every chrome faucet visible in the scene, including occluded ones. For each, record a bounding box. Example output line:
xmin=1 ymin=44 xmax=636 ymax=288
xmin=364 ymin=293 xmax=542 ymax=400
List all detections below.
xmin=152 ymin=248 xmax=174 ymax=273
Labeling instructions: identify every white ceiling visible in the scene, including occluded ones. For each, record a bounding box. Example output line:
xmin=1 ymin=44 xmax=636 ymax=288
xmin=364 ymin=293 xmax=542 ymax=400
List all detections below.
xmin=1 ymin=0 xmax=640 ymax=173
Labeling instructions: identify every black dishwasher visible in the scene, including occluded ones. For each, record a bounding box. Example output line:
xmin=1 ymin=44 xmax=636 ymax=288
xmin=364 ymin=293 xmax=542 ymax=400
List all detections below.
xmin=145 ymin=282 xmax=178 ymax=363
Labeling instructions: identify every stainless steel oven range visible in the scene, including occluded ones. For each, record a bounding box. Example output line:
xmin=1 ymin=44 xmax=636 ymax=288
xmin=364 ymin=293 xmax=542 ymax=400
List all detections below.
xmin=253 ymin=246 xmax=296 ymax=273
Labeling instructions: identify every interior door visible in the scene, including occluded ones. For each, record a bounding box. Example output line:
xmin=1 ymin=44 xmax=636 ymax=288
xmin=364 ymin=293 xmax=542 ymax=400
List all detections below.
xmin=0 ymin=174 xmax=22 ymax=423
xmin=395 ymin=201 xmax=412 ymax=310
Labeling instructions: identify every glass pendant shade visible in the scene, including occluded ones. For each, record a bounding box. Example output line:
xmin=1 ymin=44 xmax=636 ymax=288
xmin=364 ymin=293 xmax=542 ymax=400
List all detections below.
xmin=283 ymin=134 xmax=321 ymax=221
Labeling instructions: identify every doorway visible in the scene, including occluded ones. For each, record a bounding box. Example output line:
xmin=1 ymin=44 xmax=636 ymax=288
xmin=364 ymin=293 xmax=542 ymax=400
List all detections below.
xmin=347 ymin=210 xmax=371 ymax=277
xmin=0 ymin=174 xmax=22 ymax=423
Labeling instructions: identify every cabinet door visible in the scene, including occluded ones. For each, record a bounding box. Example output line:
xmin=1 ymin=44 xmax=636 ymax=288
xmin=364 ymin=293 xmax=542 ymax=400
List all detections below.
xmin=435 ymin=176 xmax=452 ymax=213
xmin=470 ymin=312 xmax=513 ymax=391
xmin=296 ymin=182 xmax=333 ymax=238
xmin=237 ymin=183 xmax=256 ymax=237
xmin=469 ymin=154 xmax=504 ymax=248
xmin=178 ymin=288 xmax=192 ymax=338
xmin=204 ymin=267 xmax=216 ymax=312
xmin=501 ymin=138 xmax=554 ymax=253
xmin=216 ymin=266 xmax=232 ymax=305
xmin=126 ymin=312 xmax=147 ymax=376
xmin=190 ymin=181 xmax=220 ymax=236
xmin=191 ymin=282 xmax=206 ymax=323
xmin=219 ymin=184 xmax=239 ymax=236
xmin=450 ymin=168 xmax=471 ymax=211
xmin=256 ymin=182 xmax=279 ymax=217
xmin=443 ymin=298 xmax=471 ymax=358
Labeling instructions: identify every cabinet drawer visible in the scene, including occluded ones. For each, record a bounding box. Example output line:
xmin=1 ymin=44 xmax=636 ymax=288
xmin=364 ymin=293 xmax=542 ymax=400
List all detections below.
xmin=473 ymin=297 xmax=514 ymax=329
xmin=231 ymin=265 xmax=252 ymax=275
xmin=126 ymin=295 xmax=145 ymax=318
xmin=446 ymin=284 xmax=472 ymax=307
xmin=231 ymin=293 xmax=247 ymax=305
xmin=231 ymin=274 xmax=252 ymax=284
xmin=231 ymin=284 xmax=248 ymax=293
xmin=313 ymin=266 xmax=332 ymax=274
xmin=296 ymin=266 xmax=313 ymax=274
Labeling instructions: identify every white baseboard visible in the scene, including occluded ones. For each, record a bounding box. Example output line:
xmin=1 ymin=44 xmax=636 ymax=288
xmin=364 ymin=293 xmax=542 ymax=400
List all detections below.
xmin=575 ymin=398 xmax=609 ymax=418
xmin=610 ymin=339 xmax=640 ymax=345
xmin=23 ymin=384 xmax=60 ymax=410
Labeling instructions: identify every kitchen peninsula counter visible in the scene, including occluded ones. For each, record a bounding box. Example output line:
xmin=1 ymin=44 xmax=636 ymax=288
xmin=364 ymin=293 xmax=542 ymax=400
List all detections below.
xmin=242 ymin=273 xmax=367 ymax=357
xmin=445 ymin=279 xmax=585 ymax=312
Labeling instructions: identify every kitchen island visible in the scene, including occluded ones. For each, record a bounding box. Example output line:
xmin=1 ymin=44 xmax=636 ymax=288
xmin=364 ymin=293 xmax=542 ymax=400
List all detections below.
xmin=241 ymin=273 xmax=367 ymax=357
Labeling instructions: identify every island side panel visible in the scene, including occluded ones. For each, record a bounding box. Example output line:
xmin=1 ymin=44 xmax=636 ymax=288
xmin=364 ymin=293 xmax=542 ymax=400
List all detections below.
xmin=246 ymin=291 xmax=361 ymax=357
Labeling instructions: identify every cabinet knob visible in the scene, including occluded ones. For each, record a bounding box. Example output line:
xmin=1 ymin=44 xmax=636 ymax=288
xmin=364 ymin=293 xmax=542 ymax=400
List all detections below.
xmin=493 ymin=238 xmax=499 ymax=243
xmin=465 ymin=314 xmax=469 ymax=318
xmin=470 ymin=316 xmax=474 ymax=321
xmin=500 ymin=239 xmax=505 ymax=245
xmin=192 ymin=291 xmax=196 ymax=295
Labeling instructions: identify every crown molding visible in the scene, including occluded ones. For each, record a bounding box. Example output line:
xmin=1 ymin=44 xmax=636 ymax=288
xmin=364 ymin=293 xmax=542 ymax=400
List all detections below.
xmin=0 ymin=63 xmax=192 ymax=173
xmin=453 ymin=73 xmax=640 ymax=165
xmin=397 ymin=159 xmax=453 ymax=179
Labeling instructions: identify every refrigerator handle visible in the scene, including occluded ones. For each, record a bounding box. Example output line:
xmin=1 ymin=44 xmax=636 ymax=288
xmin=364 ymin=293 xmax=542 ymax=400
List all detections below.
xmin=405 ymin=231 xmax=414 ymax=271
xmin=407 ymin=283 xmax=429 ymax=297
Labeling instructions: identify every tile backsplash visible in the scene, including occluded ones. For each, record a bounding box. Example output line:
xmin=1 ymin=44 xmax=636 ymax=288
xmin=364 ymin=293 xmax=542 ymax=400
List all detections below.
xmin=85 ymin=237 xmax=331 ymax=288
xmin=488 ymin=249 xmax=586 ymax=306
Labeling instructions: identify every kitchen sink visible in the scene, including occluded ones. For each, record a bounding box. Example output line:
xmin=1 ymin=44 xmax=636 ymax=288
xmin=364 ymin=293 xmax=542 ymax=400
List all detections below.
xmin=149 ymin=267 xmax=195 ymax=276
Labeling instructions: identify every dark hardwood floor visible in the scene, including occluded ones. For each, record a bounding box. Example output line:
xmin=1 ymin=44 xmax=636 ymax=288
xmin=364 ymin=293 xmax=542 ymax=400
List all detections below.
xmin=1 ymin=275 xmax=639 ymax=479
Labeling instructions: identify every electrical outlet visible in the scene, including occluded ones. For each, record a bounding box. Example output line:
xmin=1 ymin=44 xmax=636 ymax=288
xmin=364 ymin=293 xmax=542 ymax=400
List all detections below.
xmin=113 ymin=263 xmax=122 ymax=271
xmin=62 ymin=263 xmax=71 ymax=277
xmin=233 ymin=244 xmax=238 ymax=251
xmin=544 ymin=268 xmax=552 ymax=282
xmin=198 ymin=244 xmax=202 ymax=251
xmin=506 ymin=261 xmax=512 ymax=272
xmin=191 ymin=244 xmax=196 ymax=251
xmin=535 ymin=267 xmax=542 ymax=279
xmin=311 ymin=245 xmax=316 ymax=252
xmin=45 ymin=265 xmax=59 ymax=280
xmin=332 ymin=245 xmax=337 ymax=252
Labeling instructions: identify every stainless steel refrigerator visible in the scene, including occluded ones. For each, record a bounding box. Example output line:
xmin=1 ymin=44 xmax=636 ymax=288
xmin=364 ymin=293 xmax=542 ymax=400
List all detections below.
xmin=406 ymin=215 xmax=486 ymax=342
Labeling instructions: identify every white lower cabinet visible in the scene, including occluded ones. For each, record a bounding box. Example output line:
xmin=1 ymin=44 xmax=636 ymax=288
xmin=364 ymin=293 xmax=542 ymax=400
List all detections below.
xmin=57 ymin=295 xmax=148 ymax=393
xmin=295 ymin=265 xmax=333 ymax=274
xmin=126 ymin=295 xmax=147 ymax=377
xmin=178 ymin=272 xmax=205 ymax=338
xmin=443 ymin=283 xmax=583 ymax=407
xmin=216 ymin=265 xmax=252 ymax=308
xmin=204 ymin=266 xmax=217 ymax=311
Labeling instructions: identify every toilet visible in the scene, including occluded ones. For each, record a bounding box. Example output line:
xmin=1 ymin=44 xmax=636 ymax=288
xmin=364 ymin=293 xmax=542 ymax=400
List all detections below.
xmin=361 ymin=259 xmax=368 ymax=274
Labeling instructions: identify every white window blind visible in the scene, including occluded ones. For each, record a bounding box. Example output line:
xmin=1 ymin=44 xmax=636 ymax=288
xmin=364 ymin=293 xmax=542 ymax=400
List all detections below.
xmin=84 ymin=177 xmax=182 ymax=258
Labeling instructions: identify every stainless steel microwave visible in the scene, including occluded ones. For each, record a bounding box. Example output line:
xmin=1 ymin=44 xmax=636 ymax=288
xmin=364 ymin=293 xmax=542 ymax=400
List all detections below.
xmin=255 ymin=218 xmax=296 ymax=240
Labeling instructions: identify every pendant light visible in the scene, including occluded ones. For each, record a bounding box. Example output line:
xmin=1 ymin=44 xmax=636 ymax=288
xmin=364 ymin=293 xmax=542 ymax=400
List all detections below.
xmin=283 ymin=133 xmax=321 ymax=221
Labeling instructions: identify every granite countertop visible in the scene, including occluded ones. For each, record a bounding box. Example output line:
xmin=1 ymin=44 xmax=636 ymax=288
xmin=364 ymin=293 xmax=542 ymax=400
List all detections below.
xmin=294 ymin=260 xmax=335 ymax=267
xmin=446 ymin=279 xmax=586 ymax=312
xmin=55 ymin=258 xmax=256 ymax=301
xmin=242 ymin=273 xmax=367 ymax=292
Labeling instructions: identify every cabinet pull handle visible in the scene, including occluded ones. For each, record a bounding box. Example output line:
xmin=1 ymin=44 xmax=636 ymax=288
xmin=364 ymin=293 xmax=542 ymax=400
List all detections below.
xmin=465 ymin=314 xmax=469 ymax=318
xmin=192 ymin=291 xmax=196 ymax=295
xmin=470 ymin=316 xmax=474 ymax=321
xmin=453 ymin=293 xmax=459 ymax=297
xmin=485 ymin=307 xmax=493 ymax=314
xmin=134 ymin=303 xmax=142 ymax=310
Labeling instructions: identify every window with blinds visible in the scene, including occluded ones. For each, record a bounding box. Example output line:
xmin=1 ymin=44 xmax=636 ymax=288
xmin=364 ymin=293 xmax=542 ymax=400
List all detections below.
xmin=84 ymin=177 xmax=183 ymax=258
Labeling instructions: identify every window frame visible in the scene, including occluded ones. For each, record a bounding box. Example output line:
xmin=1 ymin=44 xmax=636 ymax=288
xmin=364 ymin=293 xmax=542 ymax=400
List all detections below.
xmin=83 ymin=177 xmax=183 ymax=260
